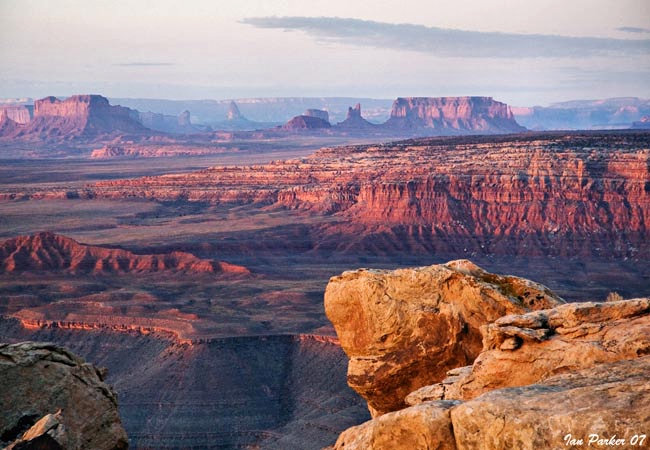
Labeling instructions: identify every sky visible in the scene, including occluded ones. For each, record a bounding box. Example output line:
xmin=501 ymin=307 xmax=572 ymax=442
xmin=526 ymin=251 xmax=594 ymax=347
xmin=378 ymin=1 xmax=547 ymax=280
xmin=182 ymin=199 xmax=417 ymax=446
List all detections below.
xmin=1 ymin=0 xmax=649 ymax=106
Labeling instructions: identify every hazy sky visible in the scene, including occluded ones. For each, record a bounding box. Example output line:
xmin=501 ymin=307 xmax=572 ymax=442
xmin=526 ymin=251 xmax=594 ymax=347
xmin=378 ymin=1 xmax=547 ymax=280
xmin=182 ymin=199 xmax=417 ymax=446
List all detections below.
xmin=1 ymin=0 xmax=649 ymax=105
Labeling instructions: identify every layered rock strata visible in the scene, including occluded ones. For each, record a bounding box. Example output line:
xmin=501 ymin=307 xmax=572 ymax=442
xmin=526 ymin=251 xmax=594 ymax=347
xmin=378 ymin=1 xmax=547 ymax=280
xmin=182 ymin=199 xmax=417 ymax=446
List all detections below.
xmin=0 ymin=95 xmax=148 ymax=141
xmin=9 ymin=132 xmax=646 ymax=258
xmin=385 ymin=96 xmax=525 ymax=133
xmin=0 ymin=232 xmax=249 ymax=275
xmin=0 ymin=321 xmax=369 ymax=449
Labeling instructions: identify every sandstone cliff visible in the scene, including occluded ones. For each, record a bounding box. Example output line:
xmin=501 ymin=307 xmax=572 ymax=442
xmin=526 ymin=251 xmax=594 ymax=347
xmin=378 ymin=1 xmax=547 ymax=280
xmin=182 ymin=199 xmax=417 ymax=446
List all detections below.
xmin=0 ymin=232 xmax=250 ymax=275
xmin=324 ymin=260 xmax=563 ymax=416
xmin=0 ymin=105 xmax=31 ymax=124
xmin=0 ymin=95 xmax=149 ymax=142
xmin=0 ymin=341 xmax=128 ymax=449
xmin=26 ymin=132 xmax=645 ymax=260
xmin=326 ymin=262 xmax=650 ymax=449
xmin=384 ymin=96 xmax=525 ymax=133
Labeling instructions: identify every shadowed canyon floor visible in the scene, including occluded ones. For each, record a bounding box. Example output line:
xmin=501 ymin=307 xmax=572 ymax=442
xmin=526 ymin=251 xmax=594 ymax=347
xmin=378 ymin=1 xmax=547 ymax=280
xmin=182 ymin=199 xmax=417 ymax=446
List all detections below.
xmin=0 ymin=319 xmax=368 ymax=449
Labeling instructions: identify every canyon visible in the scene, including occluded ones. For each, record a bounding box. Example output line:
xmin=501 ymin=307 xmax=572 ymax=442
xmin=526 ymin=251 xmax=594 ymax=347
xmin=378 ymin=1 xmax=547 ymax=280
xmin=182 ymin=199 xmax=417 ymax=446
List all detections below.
xmin=0 ymin=319 xmax=368 ymax=449
xmin=1 ymin=122 xmax=649 ymax=447
xmin=6 ymin=131 xmax=647 ymax=261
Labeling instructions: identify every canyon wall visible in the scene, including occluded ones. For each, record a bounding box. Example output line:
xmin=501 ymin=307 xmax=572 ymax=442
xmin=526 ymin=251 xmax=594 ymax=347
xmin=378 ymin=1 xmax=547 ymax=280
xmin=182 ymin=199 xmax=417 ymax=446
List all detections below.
xmin=1 ymin=95 xmax=148 ymax=141
xmin=20 ymin=132 xmax=646 ymax=259
xmin=0 ymin=105 xmax=31 ymax=124
xmin=0 ymin=318 xmax=369 ymax=449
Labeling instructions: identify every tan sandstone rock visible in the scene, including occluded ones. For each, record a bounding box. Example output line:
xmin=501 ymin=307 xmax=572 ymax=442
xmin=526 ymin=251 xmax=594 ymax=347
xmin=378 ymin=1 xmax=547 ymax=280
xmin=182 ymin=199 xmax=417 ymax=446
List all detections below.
xmin=0 ymin=342 xmax=128 ymax=450
xmin=324 ymin=260 xmax=563 ymax=416
xmin=442 ymin=298 xmax=650 ymax=400
xmin=452 ymin=356 xmax=650 ymax=450
xmin=332 ymin=400 xmax=461 ymax=450
xmin=334 ymin=356 xmax=650 ymax=450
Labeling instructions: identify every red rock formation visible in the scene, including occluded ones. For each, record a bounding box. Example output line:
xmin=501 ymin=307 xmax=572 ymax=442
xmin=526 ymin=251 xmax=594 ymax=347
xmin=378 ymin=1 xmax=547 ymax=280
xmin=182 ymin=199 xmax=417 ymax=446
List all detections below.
xmin=384 ymin=96 xmax=525 ymax=133
xmin=0 ymin=232 xmax=250 ymax=275
xmin=282 ymin=115 xmax=331 ymax=130
xmin=35 ymin=132 xmax=646 ymax=259
xmin=0 ymin=94 xmax=148 ymax=141
xmin=0 ymin=105 xmax=31 ymax=124
xmin=337 ymin=104 xmax=376 ymax=129
xmin=324 ymin=260 xmax=563 ymax=416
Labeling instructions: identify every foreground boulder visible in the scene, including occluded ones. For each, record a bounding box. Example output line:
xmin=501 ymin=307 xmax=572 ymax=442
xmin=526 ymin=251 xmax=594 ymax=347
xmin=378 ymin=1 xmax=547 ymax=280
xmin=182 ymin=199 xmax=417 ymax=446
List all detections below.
xmin=333 ymin=356 xmax=650 ymax=450
xmin=324 ymin=260 xmax=563 ymax=416
xmin=0 ymin=342 xmax=128 ymax=449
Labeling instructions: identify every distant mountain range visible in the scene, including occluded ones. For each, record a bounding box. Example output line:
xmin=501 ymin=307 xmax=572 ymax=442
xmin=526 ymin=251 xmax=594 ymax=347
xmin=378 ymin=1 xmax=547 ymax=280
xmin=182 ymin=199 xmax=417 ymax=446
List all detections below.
xmin=512 ymin=97 xmax=650 ymax=130
xmin=0 ymin=95 xmax=525 ymax=144
xmin=2 ymin=96 xmax=650 ymax=141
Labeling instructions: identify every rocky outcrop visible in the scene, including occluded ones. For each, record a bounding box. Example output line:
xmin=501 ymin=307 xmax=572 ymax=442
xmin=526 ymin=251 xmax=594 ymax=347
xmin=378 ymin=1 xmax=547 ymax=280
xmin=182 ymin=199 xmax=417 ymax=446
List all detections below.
xmin=425 ymin=298 xmax=650 ymax=401
xmin=450 ymin=356 xmax=650 ymax=450
xmin=328 ymin=265 xmax=650 ymax=449
xmin=282 ymin=115 xmax=331 ymax=130
xmin=333 ymin=356 xmax=650 ymax=450
xmin=0 ymin=341 xmax=128 ymax=449
xmin=0 ymin=232 xmax=250 ymax=275
xmin=384 ymin=97 xmax=525 ymax=133
xmin=0 ymin=105 xmax=31 ymax=124
xmin=324 ymin=260 xmax=563 ymax=416
xmin=0 ymin=95 xmax=148 ymax=141
xmin=333 ymin=400 xmax=460 ymax=450
xmin=336 ymin=104 xmax=376 ymax=129
xmin=304 ymin=108 xmax=330 ymax=122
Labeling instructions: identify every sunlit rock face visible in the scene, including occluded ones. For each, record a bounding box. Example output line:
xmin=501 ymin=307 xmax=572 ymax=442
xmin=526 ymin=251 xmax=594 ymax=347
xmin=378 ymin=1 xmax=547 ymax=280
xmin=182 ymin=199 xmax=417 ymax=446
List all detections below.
xmin=327 ymin=263 xmax=650 ymax=450
xmin=324 ymin=260 xmax=563 ymax=416
xmin=0 ymin=232 xmax=249 ymax=275
xmin=28 ymin=132 xmax=644 ymax=261
xmin=0 ymin=94 xmax=147 ymax=141
xmin=0 ymin=105 xmax=31 ymax=124
xmin=384 ymin=96 xmax=525 ymax=133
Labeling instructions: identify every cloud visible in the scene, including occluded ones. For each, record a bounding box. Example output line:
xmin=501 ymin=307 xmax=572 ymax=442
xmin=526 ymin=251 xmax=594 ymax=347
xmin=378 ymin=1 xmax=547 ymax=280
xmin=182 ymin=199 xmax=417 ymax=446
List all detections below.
xmin=617 ymin=26 xmax=650 ymax=34
xmin=242 ymin=16 xmax=650 ymax=58
xmin=114 ymin=62 xmax=175 ymax=67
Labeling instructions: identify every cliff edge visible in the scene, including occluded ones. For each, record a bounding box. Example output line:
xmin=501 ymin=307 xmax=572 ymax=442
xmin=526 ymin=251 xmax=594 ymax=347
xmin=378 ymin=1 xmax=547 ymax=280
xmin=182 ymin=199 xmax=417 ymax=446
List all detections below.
xmin=326 ymin=261 xmax=650 ymax=449
xmin=0 ymin=341 xmax=128 ymax=449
